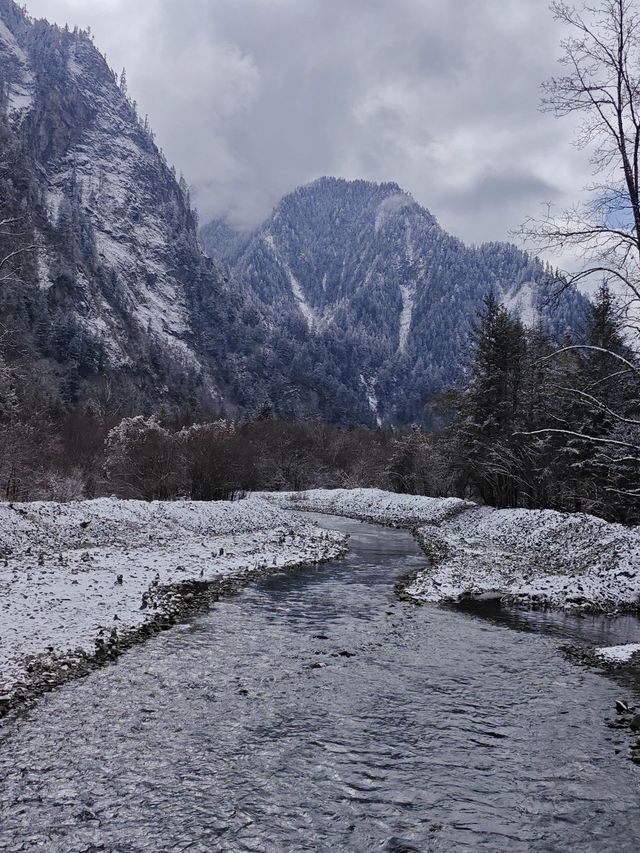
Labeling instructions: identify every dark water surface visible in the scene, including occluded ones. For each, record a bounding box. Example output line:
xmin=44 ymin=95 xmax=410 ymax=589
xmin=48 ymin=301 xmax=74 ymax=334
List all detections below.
xmin=1 ymin=514 xmax=640 ymax=852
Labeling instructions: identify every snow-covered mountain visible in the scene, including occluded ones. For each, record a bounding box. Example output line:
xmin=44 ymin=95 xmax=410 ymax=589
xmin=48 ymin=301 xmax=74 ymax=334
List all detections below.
xmin=203 ymin=178 xmax=588 ymax=424
xmin=0 ymin=0 xmax=296 ymax=416
xmin=2 ymin=3 xmax=190 ymax=394
xmin=0 ymin=0 xmax=587 ymax=427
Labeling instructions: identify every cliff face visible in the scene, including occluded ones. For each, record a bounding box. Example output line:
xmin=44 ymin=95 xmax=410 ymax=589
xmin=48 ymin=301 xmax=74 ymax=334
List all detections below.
xmin=0 ymin=1 xmax=252 ymax=413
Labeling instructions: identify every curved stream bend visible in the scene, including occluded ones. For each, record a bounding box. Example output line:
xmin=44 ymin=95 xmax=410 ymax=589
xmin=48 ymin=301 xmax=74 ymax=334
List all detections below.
xmin=1 ymin=513 xmax=640 ymax=852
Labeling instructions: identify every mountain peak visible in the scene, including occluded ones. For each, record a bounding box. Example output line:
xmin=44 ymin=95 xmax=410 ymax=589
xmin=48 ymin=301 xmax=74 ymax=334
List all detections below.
xmin=202 ymin=178 xmax=587 ymax=425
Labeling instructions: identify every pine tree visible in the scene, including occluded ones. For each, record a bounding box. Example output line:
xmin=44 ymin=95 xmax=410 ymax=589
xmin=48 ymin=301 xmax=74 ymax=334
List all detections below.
xmin=458 ymin=293 xmax=527 ymax=506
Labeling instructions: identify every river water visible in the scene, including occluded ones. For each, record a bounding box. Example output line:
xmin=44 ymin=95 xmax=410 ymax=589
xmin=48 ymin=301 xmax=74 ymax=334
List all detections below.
xmin=1 ymin=514 xmax=640 ymax=852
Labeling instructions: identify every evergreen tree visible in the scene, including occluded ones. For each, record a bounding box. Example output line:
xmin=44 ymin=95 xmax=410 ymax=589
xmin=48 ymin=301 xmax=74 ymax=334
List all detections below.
xmin=457 ymin=293 xmax=527 ymax=506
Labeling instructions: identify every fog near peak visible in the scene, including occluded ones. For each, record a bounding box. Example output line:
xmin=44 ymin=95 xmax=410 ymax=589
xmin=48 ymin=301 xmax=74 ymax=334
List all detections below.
xmin=26 ymin=0 xmax=589 ymax=247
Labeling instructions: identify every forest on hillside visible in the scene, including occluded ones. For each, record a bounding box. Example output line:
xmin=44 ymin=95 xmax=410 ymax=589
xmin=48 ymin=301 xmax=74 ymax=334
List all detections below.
xmin=0 ymin=278 xmax=636 ymax=524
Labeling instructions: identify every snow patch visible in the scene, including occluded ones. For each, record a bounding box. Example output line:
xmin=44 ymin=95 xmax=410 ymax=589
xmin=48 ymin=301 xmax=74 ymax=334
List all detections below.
xmin=288 ymin=268 xmax=315 ymax=329
xmin=501 ymin=281 xmax=539 ymax=327
xmin=359 ymin=375 xmax=382 ymax=427
xmin=264 ymin=488 xmax=470 ymax=527
xmin=67 ymin=46 xmax=83 ymax=79
xmin=405 ymin=221 xmax=415 ymax=264
xmin=595 ymin=644 xmax=640 ymax=663
xmin=36 ymin=245 xmax=53 ymax=291
xmin=263 ymin=233 xmax=315 ymax=329
xmin=0 ymin=20 xmax=34 ymax=118
xmin=398 ymin=284 xmax=414 ymax=353
xmin=409 ymin=505 xmax=640 ymax=613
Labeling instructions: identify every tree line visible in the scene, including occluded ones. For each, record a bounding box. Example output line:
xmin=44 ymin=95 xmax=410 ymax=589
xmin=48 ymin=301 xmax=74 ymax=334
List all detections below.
xmin=430 ymin=284 xmax=639 ymax=523
xmin=0 ymin=277 xmax=636 ymax=525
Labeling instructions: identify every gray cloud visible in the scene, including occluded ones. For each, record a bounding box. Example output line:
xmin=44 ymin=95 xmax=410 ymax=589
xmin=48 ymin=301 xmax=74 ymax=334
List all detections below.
xmin=25 ymin=0 xmax=591 ymax=248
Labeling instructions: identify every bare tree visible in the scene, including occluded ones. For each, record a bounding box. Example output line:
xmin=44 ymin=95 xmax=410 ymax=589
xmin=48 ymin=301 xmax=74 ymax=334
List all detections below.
xmin=521 ymin=0 xmax=640 ymax=327
xmin=517 ymin=0 xmax=640 ymax=508
xmin=0 ymin=215 xmax=35 ymax=284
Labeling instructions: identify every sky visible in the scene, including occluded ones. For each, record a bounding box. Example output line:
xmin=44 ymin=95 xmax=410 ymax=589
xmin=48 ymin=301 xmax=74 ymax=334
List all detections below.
xmin=25 ymin=0 xmax=591 ymax=249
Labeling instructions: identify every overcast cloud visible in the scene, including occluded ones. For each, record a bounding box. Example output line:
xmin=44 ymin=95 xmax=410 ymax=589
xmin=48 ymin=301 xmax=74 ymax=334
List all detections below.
xmin=26 ymin=0 xmax=590 ymax=247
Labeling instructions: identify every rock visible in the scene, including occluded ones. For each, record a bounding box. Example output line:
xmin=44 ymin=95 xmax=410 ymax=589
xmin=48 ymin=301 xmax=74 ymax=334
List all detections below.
xmin=631 ymin=715 xmax=640 ymax=732
xmin=616 ymin=700 xmax=631 ymax=714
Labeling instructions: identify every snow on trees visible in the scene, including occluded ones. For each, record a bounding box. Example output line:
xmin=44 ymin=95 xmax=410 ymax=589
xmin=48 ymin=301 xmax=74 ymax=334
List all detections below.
xmin=517 ymin=0 xmax=640 ymax=514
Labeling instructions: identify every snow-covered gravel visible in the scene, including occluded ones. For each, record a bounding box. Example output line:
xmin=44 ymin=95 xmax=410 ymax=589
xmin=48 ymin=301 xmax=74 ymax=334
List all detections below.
xmin=0 ymin=497 xmax=346 ymax=708
xmin=262 ymin=488 xmax=471 ymax=527
xmin=265 ymin=489 xmax=640 ymax=614
xmin=595 ymin=644 xmax=640 ymax=664
xmin=409 ymin=506 xmax=640 ymax=612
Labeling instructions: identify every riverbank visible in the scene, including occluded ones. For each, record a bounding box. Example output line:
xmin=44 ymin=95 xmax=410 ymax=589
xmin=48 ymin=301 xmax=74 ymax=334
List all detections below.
xmin=265 ymin=489 xmax=640 ymax=616
xmin=0 ymin=497 xmax=347 ymax=716
xmin=5 ymin=513 xmax=640 ymax=850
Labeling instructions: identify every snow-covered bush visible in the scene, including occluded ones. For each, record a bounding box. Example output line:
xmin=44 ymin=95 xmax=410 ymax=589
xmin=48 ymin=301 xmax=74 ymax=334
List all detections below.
xmin=105 ymin=416 xmax=178 ymax=500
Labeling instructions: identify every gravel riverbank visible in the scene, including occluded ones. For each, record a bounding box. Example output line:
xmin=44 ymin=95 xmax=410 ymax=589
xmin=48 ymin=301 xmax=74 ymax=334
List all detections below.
xmin=265 ymin=489 xmax=640 ymax=616
xmin=0 ymin=497 xmax=347 ymax=716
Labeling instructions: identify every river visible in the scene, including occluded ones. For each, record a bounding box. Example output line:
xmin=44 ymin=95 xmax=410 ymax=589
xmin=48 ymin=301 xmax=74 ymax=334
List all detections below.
xmin=1 ymin=513 xmax=640 ymax=852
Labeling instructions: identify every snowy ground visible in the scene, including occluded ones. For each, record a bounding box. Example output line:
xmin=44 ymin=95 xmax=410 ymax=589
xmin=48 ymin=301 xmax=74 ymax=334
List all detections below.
xmin=0 ymin=498 xmax=346 ymax=708
xmin=595 ymin=644 xmax=640 ymax=664
xmin=410 ymin=506 xmax=640 ymax=613
xmin=263 ymin=488 xmax=471 ymax=526
xmin=266 ymin=489 xmax=640 ymax=614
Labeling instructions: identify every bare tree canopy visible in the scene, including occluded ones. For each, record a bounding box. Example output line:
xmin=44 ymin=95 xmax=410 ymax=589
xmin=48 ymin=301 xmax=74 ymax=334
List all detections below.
xmin=521 ymin=0 xmax=640 ymax=332
xmin=513 ymin=2 xmax=640 ymax=512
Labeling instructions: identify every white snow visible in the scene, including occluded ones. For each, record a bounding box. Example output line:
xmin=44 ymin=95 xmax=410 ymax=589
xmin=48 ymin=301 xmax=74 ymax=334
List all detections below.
xmin=67 ymin=47 xmax=83 ymax=80
xmin=264 ymin=488 xmax=470 ymax=527
xmin=36 ymin=243 xmax=53 ymax=291
xmin=359 ymin=375 xmax=382 ymax=427
xmin=0 ymin=497 xmax=347 ymax=700
xmin=265 ymin=488 xmax=640 ymax=614
xmin=408 ymin=505 xmax=640 ymax=612
xmin=594 ymin=644 xmax=640 ymax=663
xmin=501 ymin=281 xmax=539 ymax=327
xmin=287 ymin=268 xmax=315 ymax=329
xmin=263 ymin=233 xmax=315 ymax=329
xmin=398 ymin=283 xmax=414 ymax=353
xmin=0 ymin=21 xmax=34 ymax=119
xmin=405 ymin=221 xmax=415 ymax=264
